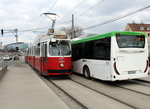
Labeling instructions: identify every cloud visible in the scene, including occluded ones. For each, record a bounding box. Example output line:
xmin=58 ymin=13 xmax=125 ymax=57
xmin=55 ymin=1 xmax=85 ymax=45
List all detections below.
xmin=0 ymin=0 xmax=150 ymax=45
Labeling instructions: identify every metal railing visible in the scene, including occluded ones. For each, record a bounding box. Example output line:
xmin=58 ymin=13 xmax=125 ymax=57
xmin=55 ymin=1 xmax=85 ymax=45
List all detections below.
xmin=0 ymin=61 xmax=7 ymax=78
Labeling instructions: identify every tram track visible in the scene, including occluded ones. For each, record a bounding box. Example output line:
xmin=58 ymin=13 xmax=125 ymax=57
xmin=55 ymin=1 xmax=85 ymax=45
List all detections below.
xmin=71 ymin=74 xmax=150 ymax=109
xmin=35 ymin=72 xmax=138 ymax=109
xmin=48 ymin=79 xmax=88 ymax=109
xmin=134 ymin=79 xmax=150 ymax=84
xmin=111 ymin=83 xmax=150 ymax=96
xmin=70 ymin=79 xmax=138 ymax=109
xmin=128 ymin=80 xmax=150 ymax=87
xmin=108 ymin=79 xmax=150 ymax=96
xmin=33 ymin=67 xmax=149 ymax=109
xmin=40 ymin=76 xmax=88 ymax=109
xmin=73 ymin=73 xmax=150 ymax=96
xmin=32 ymin=68 xmax=88 ymax=109
xmin=50 ymin=79 xmax=135 ymax=109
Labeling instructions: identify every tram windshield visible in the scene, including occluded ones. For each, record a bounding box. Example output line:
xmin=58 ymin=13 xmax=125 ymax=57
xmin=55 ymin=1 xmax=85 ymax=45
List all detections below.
xmin=116 ymin=35 xmax=145 ymax=48
xmin=49 ymin=41 xmax=71 ymax=56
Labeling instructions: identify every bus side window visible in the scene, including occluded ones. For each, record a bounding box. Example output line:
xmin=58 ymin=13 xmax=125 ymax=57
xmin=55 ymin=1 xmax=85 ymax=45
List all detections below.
xmin=84 ymin=41 xmax=94 ymax=59
xmin=72 ymin=43 xmax=83 ymax=61
xmin=93 ymin=38 xmax=110 ymax=60
xmin=94 ymin=42 xmax=105 ymax=58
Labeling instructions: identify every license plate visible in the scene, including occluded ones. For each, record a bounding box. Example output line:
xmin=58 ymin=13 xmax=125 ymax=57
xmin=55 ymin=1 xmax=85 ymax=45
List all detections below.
xmin=128 ymin=71 xmax=136 ymax=74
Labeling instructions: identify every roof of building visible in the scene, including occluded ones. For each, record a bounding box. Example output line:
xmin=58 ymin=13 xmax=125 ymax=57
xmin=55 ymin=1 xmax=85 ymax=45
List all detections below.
xmin=127 ymin=23 xmax=150 ymax=31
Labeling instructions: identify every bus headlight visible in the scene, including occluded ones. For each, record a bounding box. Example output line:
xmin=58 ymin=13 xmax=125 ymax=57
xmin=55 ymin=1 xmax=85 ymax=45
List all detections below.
xmin=60 ymin=63 xmax=64 ymax=68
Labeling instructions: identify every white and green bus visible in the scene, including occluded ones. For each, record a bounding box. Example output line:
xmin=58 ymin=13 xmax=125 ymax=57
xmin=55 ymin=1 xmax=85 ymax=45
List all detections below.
xmin=71 ymin=31 xmax=149 ymax=81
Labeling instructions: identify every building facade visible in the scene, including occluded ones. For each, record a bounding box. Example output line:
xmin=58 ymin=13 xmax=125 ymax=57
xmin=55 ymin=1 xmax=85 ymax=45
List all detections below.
xmin=125 ymin=23 xmax=150 ymax=56
xmin=5 ymin=42 xmax=28 ymax=52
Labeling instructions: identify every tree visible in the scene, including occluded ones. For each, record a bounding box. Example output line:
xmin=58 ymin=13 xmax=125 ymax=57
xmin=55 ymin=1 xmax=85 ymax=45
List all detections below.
xmin=86 ymin=33 xmax=98 ymax=37
xmin=60 ymin=26 xmax=84 ymax=39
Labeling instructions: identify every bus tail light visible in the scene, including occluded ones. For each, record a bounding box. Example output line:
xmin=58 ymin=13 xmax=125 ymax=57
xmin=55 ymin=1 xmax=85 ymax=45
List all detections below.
xmin=116 ymin=33 xmax=120 ymax=35
xmin=141 ymin=34 xmax=145 ymax=36
xmin=144 ymin=60 xmax=149 ymax=73
xmin=114 ymin=62 xmax=120 ymax=75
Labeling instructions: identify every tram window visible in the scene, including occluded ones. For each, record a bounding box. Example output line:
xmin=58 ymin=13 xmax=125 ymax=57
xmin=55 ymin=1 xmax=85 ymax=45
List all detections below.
xmin=60 ymin=42 xmax=70 ymax=55
xmin=44 ymin=44 xmax=47 ymax=57
xmin=49 ymin=42 xmax=60 ymax=56
xmin=35 ymin=44 xmax=40 ymax=56
xmin=49 ymin=42 xmax=71 ymax=56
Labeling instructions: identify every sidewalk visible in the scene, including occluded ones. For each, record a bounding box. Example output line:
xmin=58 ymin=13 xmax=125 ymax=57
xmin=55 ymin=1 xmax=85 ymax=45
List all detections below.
xmin=0 ymin=60 xmax=70 ymax=109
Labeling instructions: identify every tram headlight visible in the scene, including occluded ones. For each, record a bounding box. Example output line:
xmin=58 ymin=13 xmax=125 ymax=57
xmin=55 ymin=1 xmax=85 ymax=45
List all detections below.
xmin=60 ymin=63 xmax=64 ymax=68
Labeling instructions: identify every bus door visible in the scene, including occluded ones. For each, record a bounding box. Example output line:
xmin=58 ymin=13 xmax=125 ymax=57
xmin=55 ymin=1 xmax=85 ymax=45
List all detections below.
xmin=41 ymin=42 xmax=47 ymax=74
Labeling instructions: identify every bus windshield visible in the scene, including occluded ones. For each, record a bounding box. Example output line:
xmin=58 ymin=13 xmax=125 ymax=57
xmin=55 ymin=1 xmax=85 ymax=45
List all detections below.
xmin=116 ymin=35 xmax=145 ymax=48
xmin=49 ymin=41 xmax=71 ymax=56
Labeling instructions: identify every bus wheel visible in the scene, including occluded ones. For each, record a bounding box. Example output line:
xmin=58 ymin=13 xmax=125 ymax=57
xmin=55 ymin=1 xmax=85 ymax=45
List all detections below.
xmin=83 ymin=66 xmax=91 ymax=79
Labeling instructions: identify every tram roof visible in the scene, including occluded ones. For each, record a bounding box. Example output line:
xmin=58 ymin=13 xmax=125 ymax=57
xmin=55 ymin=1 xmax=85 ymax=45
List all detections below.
xmin=33 ymin=31 xmax=71 ymax=44
xmin=71 ymin=31 xmax=146 ymax=45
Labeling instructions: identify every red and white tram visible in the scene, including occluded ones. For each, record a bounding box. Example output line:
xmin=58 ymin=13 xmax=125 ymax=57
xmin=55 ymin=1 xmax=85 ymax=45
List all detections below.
xmin=25 ymin=31 xmax=72 ymax=76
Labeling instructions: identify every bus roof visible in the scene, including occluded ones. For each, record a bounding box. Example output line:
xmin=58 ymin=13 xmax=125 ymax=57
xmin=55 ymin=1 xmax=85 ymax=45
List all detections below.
xmin=71 ymin=31 xmax=146 ymax=45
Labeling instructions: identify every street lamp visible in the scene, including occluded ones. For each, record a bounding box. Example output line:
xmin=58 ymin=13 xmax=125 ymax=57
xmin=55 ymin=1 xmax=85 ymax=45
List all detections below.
xmin=14 ymin=29 xmax=18 ymax=43
xmin=42 ymin=13 xmax=59 ymax=34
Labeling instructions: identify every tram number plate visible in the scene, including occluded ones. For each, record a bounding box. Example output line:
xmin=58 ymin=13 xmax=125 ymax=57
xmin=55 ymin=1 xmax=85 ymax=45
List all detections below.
xmin=128 ymin=71 xmax=136 ymax=74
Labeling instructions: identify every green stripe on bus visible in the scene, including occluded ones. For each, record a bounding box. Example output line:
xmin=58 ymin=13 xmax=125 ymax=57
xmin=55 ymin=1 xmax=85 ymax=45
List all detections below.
xmin=71 ymin=31 xmax=146 ymax=45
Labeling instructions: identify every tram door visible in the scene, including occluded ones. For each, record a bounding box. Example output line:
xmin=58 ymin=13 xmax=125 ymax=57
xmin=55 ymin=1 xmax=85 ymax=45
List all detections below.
xmin=41 ymin=42 xmax=47 ymax=74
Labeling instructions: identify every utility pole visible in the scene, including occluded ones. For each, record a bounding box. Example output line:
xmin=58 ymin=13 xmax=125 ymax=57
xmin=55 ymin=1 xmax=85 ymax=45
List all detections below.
xmin=72 ymin=14 xmax=76 ymax=39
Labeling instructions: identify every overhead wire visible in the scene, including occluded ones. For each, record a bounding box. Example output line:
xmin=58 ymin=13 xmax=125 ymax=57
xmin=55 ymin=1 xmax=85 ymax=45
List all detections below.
xmin=75 ymin=0 xmax=104 ymax=20
xmin=26 ymin=0 xmax=58 ymax=34
xmin=16 ymin=0 xmax=87 ymax=32
xmin=59 ymin=0 xmax=104 ymax=25
xmin=59 ymin=0 xmax=87 ymax=23
xmin=3 ymin=0 xmax=59 ymax=34
xmin=1 ymin=0 xmax=59 ymax=36
xmin=19 ymin=26 xmax=50 ymax=32
xmin=48 ymin=0 xmax=58 ymax=12
xmin=82 ymin=5 xmax=150 ymax=30
xmin=12 ymin=5 xmax=150 ymax=34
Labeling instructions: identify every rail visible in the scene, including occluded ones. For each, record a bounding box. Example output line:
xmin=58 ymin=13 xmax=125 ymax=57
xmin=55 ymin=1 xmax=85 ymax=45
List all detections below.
xmin=0 ymin=61 xmax=7 ymax=79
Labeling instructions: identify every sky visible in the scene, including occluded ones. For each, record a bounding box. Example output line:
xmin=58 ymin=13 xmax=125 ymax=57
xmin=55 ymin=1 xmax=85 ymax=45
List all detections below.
xmin=0 ymin=0 xmax=150 ymax=45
